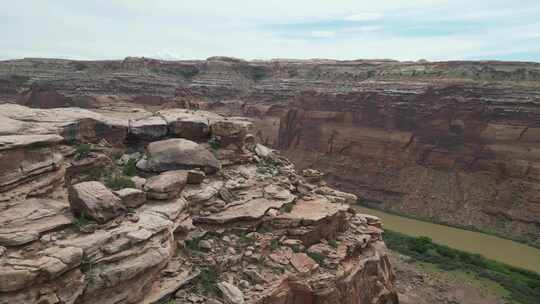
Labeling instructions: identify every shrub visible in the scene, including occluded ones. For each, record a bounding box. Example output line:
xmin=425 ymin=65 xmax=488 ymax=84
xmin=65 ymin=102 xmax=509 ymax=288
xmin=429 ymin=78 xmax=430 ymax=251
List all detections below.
xmin=270 ymin=239 xmax=280 ymax=252
xmin=122 ymin=158 xmax=138 ymax=177
xmin=280 ymin=203 xmax=294 ymax=213
xmin=307 ymin=251 xmax=326 ymax=266
xmin=208 ymin=136 xmax=221 ymax=150
xmin=75 ymin=143 xmax=92 ymax=158
xmin=105 ymin=175 xmax=135 ymax=190
xmin=328 ymin=239 xmax=339 ymax=249
xmin=198 ymin=266 xmax=219 ymax=295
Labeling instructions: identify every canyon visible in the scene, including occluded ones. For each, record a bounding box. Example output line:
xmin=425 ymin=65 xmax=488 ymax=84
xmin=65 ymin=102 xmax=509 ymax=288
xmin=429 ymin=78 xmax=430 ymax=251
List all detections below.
xmin=1 ymin=57 xmax=539 ymax=247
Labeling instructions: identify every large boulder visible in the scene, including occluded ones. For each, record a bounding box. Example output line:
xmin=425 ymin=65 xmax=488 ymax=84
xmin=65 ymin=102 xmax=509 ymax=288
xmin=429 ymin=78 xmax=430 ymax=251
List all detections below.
xmin=157 ymin=109 xmax=220 ymax=140
xmin=217 ymin=282 xmax=244 ymax=304
xmin=144 ymin=170 xmax=188 ymax=200
xmin=210 ymin=118 xmax=252 ymax=140
xmin=68 ymin=181 xmax=126 ymax=223
xmin=138 ymin=139 xmax=221 ymax=173
xmin=128 ymin=116 xmax=168 ymax=140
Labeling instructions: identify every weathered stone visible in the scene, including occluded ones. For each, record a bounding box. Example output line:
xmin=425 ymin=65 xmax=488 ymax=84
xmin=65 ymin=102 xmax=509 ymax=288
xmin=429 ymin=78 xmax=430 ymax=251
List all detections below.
xmin=0 ymin=246 xmax=83 ymax=292
xmin=157 ymin=109 xmax=220 ymax=140
xmin=144 ymin=170 xmax=188 ymax=200
xmin=0 ymin=199 xmax=72 ymax=246
xmin=195 ymin=198 xmax=288 ymax=225
xmin=128 ymin=115 xmax=168 ymax=140
xmin=114 ymin=188 xmax=147 ymax=208
xmin=68 ymin=181 xmax=125 ymax=223
xmin=289 ymin=252 xmax=319 ymax=274
xmin=210 ymin=118 xmax=252 ymax=141
xmin=140 ymin=138 xmax=221 ymax=173
xmin=217 ymin=282 xmax=244 ymax=304
xmin=131 ymin=176 xmax=147 ymax=190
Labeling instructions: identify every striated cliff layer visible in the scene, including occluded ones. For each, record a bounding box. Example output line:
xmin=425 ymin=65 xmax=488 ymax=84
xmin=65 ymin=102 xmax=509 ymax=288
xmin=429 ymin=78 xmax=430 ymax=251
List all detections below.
xmin=0 ymin=104 xmax=397 ymax=304
xmin=1 ymin=57 xmax=540 ymax=246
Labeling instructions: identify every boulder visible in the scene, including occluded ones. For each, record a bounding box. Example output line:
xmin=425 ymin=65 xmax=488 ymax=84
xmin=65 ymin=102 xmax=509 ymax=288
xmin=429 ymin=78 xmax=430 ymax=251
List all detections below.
xmin=130 ymin=176 xmax=147 ymax=190
xmin=210 ymin=118 xmax=252 ymax=140
xmin=68 ymin=181 xmax=125 ymax=223
xmin=140 ymin=138 xmax=221 ymax=173
xmin=144 ymin=170 xmax=188 ymax=200
xmin=289 ymin=252 xmax=319 ymax=274
xmin=128 ymin=116 xmax=168 ymax=140
xmin=114 ymin=188 xmax=147 ymax=208
xmin=157 ymin=109 xmax=220 ymax=140
xmin=217 ymin=282 xmax=244 ymax=304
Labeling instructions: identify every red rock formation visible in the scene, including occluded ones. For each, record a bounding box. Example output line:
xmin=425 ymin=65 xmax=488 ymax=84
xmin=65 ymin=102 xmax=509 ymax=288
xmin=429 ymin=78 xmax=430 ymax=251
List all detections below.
xmin=1 ymin=57 xmax=539 ymax=246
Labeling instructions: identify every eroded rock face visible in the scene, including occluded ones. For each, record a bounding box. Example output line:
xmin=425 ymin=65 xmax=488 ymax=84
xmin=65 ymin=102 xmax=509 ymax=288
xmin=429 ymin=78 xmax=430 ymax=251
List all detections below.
xmin=0 ymin=102 xmax=396 ymax=304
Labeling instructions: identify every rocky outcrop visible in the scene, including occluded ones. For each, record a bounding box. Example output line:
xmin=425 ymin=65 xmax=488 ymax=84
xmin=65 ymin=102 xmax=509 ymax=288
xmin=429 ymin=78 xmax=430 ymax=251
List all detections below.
xmin=0 ymin=104 xmax=396 ymax=304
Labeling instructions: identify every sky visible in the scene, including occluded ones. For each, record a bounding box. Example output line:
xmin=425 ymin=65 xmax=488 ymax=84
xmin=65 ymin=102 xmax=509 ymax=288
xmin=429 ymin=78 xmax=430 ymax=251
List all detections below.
xmin=1 ymin=0 xmax=539 ymax=62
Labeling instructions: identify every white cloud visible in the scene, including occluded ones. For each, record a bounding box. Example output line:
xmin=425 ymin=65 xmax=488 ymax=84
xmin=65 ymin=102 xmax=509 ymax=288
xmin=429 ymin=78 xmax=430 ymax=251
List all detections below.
xmin=343 ymin=26 xmax=383 ymax=33
xmin=0 ymin=0 xmax=538 ymax=61
xmin=310 ymin=31 xmax=336 ymax=38
xmin=344 ymin=12 xmax=383 ymax=21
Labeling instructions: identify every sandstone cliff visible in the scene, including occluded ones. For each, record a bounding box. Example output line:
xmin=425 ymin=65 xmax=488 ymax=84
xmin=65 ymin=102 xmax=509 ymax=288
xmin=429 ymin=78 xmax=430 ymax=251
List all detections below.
xmin=0 ymin=104 xmax=397 ymax=304
xmin=1 ymin=57 xmax=539 ymax=246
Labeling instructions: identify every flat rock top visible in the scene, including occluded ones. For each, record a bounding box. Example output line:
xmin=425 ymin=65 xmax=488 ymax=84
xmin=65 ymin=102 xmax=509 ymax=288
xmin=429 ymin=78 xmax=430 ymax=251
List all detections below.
xmin=197 ymin=198 xmax=287 ymax=225
xmin=280 ymin=197 xmax=349 ymax=222
xmin=0 ymin=134 xmax=63 ymax=150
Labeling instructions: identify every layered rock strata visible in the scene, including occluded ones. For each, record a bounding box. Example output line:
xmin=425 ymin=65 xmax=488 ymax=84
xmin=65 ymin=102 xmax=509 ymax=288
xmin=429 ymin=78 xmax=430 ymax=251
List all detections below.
xmin=1 ymin=57 xmax=539 ymax=244
xmin=0 ymin=104 xmax=397 ymax=304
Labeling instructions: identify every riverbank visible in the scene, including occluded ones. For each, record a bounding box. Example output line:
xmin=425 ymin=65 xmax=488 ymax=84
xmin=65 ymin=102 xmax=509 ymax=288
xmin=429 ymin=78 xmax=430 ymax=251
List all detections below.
xmin=359 ymin=203 xmax=539 ymax=248
xmin=390 ymin=251 xmax=506 ymax=304
xmin=354 ymin=206 xmax=540 ymax=273
xmin=384 ymin=230 xmax=540 ymax=304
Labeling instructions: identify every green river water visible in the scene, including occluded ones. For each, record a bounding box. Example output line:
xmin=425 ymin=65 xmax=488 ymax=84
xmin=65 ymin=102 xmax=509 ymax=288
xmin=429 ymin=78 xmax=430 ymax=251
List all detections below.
xmin=353 ymin=206 xmax=540 ymax=273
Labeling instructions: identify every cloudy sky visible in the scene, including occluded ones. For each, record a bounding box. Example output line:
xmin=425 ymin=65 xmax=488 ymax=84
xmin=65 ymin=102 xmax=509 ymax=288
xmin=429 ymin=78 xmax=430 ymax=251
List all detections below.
xmin=1 ymin=0 xmax=539 ymax=61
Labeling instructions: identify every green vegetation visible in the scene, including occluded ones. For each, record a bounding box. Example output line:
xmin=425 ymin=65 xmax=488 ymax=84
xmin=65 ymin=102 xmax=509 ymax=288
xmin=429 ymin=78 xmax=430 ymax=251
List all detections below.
xmin=197 ymin=266 xmax=219 ymax=295
xmin=184 ymin=239 xmax=200 ymax=252
xmin=328 ymin=239 xmax=339 ymax=249
xmin=238 ymin=232 xmax=256 ymax=246
xmin=270 ymin=239 xmax=280 ymax=252
xmin=72 ymin=213 xmax=94 ymax=227
xmin=104 ymin=174 xmax=135 ymax=190
xmin=75 ymin=143 xmax=92 ymax=159
xmin=122 ymin=158 xmax=138 ymax=177
xmin=290 ymin=244 xmax=302 ymax=253
xmin=208 ymin=136 xmax=221 ymax=150
xmin=307 ymin=251 xmax=326 ymax=266
xmin=280 ymin=203 xmax=294 ymax=213
xmin=384 ymin=230 xmax=540 ymax=304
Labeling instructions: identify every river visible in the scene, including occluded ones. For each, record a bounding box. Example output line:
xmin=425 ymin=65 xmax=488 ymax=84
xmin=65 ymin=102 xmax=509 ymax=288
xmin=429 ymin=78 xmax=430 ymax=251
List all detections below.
xmin=353 ymin=206 xmax=540 ymax=273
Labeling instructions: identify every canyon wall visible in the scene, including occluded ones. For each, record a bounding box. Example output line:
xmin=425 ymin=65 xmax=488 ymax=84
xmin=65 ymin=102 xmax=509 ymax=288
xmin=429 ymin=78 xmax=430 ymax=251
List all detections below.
xmin=1 ymin=57 xmax=540 ymax=246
